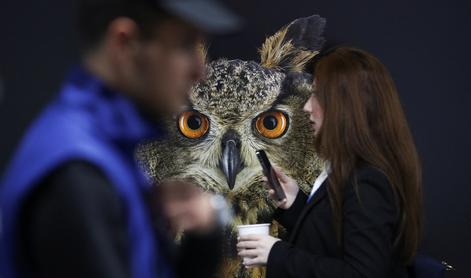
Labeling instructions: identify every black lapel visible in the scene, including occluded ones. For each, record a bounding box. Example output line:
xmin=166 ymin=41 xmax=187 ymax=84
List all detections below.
xmin=288 ymin=179 xmax=329 ymax=243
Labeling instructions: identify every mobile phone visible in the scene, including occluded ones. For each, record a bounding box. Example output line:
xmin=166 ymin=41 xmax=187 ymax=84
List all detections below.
xmin=255 ymin=150 xmax=286 ymax=201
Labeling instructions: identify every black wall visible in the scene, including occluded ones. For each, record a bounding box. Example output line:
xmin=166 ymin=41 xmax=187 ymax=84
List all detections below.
xmin=1 ymin=1 xmax=470 ymax=276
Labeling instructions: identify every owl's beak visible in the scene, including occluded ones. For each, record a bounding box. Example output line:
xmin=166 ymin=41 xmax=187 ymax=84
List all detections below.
xmin=219 ymin=136 xmax=243 ymax=190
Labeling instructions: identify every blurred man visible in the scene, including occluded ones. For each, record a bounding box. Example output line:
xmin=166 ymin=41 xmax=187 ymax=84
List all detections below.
xmin=0 ymin=0 xmax=240 ymax=277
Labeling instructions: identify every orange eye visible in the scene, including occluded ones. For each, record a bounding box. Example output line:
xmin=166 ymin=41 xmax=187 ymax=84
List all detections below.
xmin=255 ymin=111 xmax=288 ymax=139
xmin=178 ymin=111 xmax=209 ymax=139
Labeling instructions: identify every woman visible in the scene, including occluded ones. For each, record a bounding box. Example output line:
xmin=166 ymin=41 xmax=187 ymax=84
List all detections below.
xmin=237 ymin=47 xmax=422 ymax=277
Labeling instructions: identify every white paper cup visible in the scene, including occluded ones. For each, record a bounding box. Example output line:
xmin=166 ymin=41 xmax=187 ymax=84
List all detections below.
xmin=237 ymin=223 xmax=270 ymax=236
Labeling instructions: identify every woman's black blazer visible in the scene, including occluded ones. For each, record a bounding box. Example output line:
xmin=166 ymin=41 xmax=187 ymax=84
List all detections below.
xmin=267 ymin=165 xmax=409 ymax=278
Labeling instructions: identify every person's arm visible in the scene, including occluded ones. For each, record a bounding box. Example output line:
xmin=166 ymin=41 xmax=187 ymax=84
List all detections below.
xmin=175 ymin=228 xmax=224 ymax=278
xmin=20 ymin=161 xmax=130 ymax=278
xmin=153 ymin=181 xmax=229 ymax=278
xmin=267 ymin=169 xmax=399 ymax=278
xmin=273 ymin=190 xmax=308 ymax=232
xmin=263 ymin=167 xmax=307 ymax=233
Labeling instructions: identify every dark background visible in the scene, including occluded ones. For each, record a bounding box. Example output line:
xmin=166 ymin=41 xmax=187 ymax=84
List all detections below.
xmin=1 ymin=0 xmax=470 ymax=277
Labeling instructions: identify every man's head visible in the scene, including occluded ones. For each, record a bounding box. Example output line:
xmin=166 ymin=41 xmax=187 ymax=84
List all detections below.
xmin=78 ymin=0 xmax=238 ymax=118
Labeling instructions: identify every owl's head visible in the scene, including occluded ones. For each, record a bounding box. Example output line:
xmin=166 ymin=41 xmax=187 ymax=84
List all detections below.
xmin=138 ymin=15 xmax=325 ymax=224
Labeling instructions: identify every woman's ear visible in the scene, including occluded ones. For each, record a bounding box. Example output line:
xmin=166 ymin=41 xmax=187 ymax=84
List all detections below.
xmin=259 ymin=15 xmax=326 ymax=73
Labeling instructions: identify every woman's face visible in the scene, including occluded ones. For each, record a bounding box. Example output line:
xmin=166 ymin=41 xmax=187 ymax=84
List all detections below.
xmin=303 ymin=82 xmax=324 ymax=136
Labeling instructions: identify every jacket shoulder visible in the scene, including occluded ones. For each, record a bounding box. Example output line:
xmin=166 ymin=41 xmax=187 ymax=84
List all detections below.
xmin=347 ymin=164 xmax=396 ymax=206
xmin=354 ymin=165 xmax=390 ymax=186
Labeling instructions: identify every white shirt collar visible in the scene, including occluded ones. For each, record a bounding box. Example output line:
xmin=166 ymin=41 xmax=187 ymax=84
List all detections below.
xmin=308 ymin=161 xmax=331 ymax=200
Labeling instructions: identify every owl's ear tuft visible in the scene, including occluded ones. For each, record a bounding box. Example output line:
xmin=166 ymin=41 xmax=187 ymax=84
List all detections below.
xmin=285 ymin=15 xmax=326 ymax=52
xmin=259 ymin=15 xmax=326 ymax=73
xmin=197 ymin=41 xmax=209 ymax=64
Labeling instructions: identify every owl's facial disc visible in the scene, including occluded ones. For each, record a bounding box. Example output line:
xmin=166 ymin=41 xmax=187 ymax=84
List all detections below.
xmin=218 ymin=130 xmax=244 ymax=189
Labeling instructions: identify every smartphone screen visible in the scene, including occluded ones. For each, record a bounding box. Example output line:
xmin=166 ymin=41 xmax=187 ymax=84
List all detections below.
xmin=255 ymin=150 xmax=286 ymax=201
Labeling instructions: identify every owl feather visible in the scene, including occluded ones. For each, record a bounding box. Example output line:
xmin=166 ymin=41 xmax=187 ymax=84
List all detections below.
xmin=260 ymin=15 xmax=326 ymax=72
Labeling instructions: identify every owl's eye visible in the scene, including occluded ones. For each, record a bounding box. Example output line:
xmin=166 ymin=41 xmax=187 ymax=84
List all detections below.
xmin=255 ymin=111 xmax=288 ymax=139
xmin=178 ymin=111 xmax=209 ymax=139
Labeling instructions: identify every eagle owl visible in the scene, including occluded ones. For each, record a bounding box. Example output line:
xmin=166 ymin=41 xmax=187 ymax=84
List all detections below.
xmin=137 ymin=15 xmax=326 ymax=277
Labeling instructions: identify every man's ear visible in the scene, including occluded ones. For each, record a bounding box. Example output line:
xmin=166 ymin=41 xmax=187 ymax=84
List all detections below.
xmin=259 ymin=15 xmax=326 ymax=73
xmin=105 ymin=17 xmax=141 ymax=53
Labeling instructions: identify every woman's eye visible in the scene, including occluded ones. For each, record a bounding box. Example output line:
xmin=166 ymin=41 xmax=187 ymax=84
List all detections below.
xmin=255 ymin=111 xmax=288 ymax=139
xmin=178 ymin=111 xmax=209 ymax=139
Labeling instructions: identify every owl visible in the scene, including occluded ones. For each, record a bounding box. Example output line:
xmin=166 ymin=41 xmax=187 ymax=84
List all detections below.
xmin=137 ymin=15 xmax=326 ymax=277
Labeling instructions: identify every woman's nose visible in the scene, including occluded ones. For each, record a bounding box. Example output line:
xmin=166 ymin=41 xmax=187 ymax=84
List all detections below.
xmin=303 ymin=96 xmax=313 ymax=114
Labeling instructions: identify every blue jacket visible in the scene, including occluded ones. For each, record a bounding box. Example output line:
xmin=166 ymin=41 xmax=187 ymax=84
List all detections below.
xmin=0 ymin=66 xmax=172 ymax=278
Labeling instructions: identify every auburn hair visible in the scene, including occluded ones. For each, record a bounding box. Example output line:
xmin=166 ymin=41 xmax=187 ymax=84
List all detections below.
xmin=313 ymin=47 xmax=422 ymax=264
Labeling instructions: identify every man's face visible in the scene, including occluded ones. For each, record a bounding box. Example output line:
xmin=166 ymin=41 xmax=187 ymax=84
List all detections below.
xmin=125 ymin=19 xmax=205 ymax=118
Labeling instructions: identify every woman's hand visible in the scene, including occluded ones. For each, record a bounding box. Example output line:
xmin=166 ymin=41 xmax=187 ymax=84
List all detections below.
xmin=237 ymin=235 xmax=280 ymax=267
xmin=263 ymin=167 xmax=299 ymax=209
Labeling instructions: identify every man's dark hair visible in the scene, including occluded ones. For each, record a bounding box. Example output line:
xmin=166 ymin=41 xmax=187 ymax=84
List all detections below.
xmin=78 ymin=0 xmax=171 ymax=53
